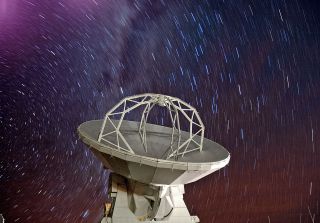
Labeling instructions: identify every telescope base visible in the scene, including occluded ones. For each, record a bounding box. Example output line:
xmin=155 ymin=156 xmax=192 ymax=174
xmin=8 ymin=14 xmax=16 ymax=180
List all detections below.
xmin=102 ymin=173 xmax=199 ymax=223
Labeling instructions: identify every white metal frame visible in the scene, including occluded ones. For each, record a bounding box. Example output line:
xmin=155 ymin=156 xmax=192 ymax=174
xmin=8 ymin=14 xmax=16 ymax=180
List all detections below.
xmin=98 ymin=94 xmax=205 ymax=160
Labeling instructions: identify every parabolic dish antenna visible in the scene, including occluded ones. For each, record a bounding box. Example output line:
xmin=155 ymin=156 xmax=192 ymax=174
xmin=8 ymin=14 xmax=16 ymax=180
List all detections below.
xmin=78 ymin=93 xmax=230 ymax=223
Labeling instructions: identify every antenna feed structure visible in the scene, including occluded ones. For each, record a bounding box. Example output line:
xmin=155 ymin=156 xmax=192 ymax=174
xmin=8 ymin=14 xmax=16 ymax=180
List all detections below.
xmin=77 ymin=93 xmax=230 ymax=223
xmin=155 ymin=94 xmax=167 ymax=107
xmin=98 ymin=93 xmax=205 ymax=161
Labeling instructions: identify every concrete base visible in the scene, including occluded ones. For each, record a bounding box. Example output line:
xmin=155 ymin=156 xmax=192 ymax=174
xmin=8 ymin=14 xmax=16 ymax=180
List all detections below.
xmin=102 ymin=173 xmax=199 ymax=223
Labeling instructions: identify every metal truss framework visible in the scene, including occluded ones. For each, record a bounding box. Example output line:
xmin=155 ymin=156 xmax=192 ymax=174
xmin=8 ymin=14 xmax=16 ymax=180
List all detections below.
xmin=98 ymin=94 xmax=205 ymax=160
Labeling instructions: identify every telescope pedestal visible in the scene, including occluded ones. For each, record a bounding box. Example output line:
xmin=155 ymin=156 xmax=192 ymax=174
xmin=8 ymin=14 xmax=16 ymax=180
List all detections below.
xmin=102 ymin=173 xmax=199 ymax=223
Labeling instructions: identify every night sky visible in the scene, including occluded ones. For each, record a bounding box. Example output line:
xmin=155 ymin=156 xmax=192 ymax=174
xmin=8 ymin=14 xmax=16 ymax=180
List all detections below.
xmin=1 ymin=0 xmax=320 ymax=222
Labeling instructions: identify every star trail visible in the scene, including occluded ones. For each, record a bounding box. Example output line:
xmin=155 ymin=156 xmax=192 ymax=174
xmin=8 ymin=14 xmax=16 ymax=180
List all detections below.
xmin=1 ymin=0 xmax=320 ymax=222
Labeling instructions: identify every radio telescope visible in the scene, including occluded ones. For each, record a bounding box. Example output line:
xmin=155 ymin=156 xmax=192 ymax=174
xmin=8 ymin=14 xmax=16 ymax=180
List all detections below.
xmin=77 ymin=93 xmax=230 ymax=223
